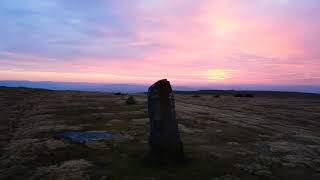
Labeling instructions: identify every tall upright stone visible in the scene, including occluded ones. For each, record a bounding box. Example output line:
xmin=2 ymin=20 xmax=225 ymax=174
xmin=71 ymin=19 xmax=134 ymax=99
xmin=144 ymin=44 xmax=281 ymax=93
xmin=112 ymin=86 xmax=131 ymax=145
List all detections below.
xmin=148 ymin=79 xmax=184 ymax=164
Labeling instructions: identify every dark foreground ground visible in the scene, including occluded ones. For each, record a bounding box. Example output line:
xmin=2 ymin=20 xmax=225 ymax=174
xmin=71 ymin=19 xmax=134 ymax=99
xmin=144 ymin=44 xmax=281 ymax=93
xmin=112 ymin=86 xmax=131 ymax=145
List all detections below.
xmin=0 ymin=87 xmax=320 ymax=180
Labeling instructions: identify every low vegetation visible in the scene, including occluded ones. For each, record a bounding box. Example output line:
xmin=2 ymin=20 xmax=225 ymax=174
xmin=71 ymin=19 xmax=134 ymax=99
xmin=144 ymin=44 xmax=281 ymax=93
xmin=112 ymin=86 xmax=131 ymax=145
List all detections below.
xmin=0 ymin=87 xmax=320 ymax=180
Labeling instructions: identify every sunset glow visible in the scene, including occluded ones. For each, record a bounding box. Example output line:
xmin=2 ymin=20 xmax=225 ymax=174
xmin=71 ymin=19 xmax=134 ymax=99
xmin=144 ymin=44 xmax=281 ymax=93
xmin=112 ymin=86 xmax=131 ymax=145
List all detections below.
xmin=206 ymin=69 xmax=231 ymax=81
xmin=0 ymin=0 xmax=319 ymax=87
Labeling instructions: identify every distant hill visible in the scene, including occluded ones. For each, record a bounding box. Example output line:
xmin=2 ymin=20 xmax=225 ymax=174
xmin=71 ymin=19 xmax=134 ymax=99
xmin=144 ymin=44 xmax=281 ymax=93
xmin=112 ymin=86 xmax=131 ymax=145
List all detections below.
xmin=0 ymin=80 xmax=319 ymax=94
xmin=174 ymin=89 xmax=320 ymax=99
xmin=0 ymin=80 xmax=196 ymax=93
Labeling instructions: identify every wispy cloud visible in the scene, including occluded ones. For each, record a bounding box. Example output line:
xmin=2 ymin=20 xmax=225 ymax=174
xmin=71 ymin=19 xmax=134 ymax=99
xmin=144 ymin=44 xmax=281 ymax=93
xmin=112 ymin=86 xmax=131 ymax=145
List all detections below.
xmin=0 ymin=0 xmax=319 ymax=85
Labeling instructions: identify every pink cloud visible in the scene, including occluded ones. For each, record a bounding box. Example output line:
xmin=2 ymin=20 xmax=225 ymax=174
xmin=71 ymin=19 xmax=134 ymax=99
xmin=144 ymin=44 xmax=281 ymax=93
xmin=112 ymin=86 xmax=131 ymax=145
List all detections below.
xmin=1 ymin=0 xmax=319 ymax=86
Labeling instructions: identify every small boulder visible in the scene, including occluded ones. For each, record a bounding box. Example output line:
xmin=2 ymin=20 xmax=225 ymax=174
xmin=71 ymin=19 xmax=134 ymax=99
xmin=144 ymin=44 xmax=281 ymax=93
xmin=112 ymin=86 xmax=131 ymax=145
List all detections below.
xmin=126 ymin=96 xmax=137 ymax=105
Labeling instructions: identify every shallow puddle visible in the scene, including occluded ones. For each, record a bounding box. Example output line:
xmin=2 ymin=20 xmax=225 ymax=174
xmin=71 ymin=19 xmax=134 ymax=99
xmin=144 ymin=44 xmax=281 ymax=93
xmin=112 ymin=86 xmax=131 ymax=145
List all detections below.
xmin=55 ymin=131 xmax=121 ymax=143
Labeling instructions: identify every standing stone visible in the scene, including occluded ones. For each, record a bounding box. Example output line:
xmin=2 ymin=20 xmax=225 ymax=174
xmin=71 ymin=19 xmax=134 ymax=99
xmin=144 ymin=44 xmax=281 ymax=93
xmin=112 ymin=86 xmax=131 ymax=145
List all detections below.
xmin=148 ymin=79 xmax=184 ymax=164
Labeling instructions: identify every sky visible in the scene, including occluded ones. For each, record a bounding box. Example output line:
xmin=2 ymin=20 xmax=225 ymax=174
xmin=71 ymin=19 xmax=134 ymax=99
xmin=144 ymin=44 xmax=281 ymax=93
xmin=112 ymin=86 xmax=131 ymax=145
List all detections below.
xmin=0 ymin=0 xmax=319 ymax=86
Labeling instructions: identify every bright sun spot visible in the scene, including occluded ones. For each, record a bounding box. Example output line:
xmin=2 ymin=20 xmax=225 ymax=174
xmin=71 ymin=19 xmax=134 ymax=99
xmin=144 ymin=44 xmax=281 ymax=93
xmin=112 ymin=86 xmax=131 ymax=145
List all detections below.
xmin=207 ymin=69 xmax=230 ymax=80
xmin=213 ymin=19 xmax=237 ymax=36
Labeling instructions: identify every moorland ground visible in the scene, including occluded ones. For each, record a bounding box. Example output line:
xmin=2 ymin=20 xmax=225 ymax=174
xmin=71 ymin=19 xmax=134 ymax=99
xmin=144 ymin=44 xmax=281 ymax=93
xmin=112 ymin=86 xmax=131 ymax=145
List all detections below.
xmin=0 ymin=87 xmax=320 ymax=180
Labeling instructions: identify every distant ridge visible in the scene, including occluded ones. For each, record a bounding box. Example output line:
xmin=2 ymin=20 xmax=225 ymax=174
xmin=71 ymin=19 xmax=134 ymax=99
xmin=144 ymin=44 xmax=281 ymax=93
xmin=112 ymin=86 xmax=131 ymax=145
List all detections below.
xmin=174 ymin=90 xmax=320 ymax=99
xmin=0 ymin=80 xmax=319 ymax=94
xmin=0 ymin=80 xmax=196 ymax=93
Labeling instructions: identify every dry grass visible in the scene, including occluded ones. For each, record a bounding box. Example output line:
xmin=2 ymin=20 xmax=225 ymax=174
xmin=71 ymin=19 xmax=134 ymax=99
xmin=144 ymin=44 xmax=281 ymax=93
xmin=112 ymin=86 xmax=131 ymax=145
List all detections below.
xmin=0 ymin=87 xmax=320 ymax=180
xmin=31 ymin=159 xmax=92 ymax=180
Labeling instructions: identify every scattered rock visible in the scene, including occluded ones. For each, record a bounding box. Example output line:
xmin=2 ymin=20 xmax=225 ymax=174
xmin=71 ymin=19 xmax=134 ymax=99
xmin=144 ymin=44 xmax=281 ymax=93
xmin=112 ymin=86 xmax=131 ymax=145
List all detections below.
xmin=126 ymin=96 xmax=137 ymax=105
